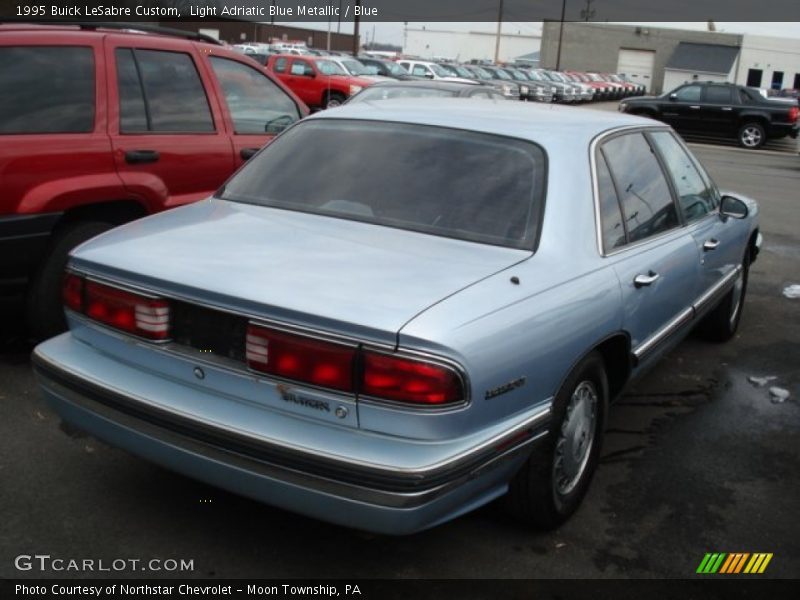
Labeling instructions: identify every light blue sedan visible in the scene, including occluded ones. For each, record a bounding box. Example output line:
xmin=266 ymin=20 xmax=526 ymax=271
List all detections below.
xmin=33 ymin=100 xmax=761 ymax=534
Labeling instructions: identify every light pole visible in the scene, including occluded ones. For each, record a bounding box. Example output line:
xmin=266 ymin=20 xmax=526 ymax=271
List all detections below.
xmin=555 ymin=0 xmax=567 ymax=71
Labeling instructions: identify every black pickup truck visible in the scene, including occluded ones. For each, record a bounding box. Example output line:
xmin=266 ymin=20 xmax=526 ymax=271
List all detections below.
xmin=619 ymin=82 xmax=799 ymax=149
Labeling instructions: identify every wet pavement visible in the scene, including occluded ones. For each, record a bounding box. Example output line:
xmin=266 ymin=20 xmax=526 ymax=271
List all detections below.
xmin=1 ymin=144 xmax=798 ymax=579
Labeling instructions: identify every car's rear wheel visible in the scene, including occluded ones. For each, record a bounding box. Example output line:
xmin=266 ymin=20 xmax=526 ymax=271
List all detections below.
xmin=697 ymin=250 xmax=750 ymax=342
xmin=503 ymin=351 xmax=607 ymax=529
xmin=26 ymin=221 xmax=113 ymax=340
xmin=738 ymin=122 xmax=766 ymax=149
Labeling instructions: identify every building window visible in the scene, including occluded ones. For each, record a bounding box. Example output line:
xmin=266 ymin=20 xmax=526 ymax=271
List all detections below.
xmin=746 ymin=68 xmax=762 ymax=88
xmin=793 ymin=73 xmax=800 ymax=90
xmin=771 ymin=71 xmax=784 ymax=90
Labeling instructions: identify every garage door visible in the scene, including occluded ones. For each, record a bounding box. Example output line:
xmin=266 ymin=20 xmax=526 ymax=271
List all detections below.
xmin=617 ymin=49 xmax=655 ymax=92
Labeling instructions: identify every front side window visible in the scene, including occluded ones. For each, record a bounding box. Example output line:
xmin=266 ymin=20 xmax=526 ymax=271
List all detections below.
xmin=219 ymin=120 xmax=547 ymax=250
xmin=117 ymin=48 xmax=214 ymax=133
xmin=290 ymin=60 xmax=313 ymax=76
xmin=315 ymin=60 xmax=346 ymax=76
xmin=649 ymin=131 xmax=716 ymax=223
xmin=0 ymin=46 xmax=94 ymax=133
xmin=209 ymin=57 xmax=300 ymax=135
xmin=674 ymin=85 xmax=702 ymax=102
xmin=411 ymin=65 xmax=429 ymax=77
xmin=602 ymin=133 xmax=679 ymax=244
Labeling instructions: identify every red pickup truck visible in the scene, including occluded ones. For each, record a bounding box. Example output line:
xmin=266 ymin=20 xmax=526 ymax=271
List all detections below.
xmin=267 ymin=54 xmax=374 ymax=109
xmin=0 ymin=23 xmax=308 ymax=338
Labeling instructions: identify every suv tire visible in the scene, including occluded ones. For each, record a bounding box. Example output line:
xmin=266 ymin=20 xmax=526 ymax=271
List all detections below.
xmin=738 ymin=122 xmax=766 ymax=149
xmin=26 ymin=221 xmax=112 ymax=339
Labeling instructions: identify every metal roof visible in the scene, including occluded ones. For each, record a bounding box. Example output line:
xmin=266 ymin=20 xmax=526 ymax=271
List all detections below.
xmin=665 ymin=42 xmax=740 ymax=75
xmin=308 ymin=97 xmax=657 ymax=148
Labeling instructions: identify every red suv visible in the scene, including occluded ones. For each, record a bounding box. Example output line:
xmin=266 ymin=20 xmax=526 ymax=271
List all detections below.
xmin=0 ymin=23 xmax=308 ymax=337
xmin=267 ymin=54 xmax=374 ymax=109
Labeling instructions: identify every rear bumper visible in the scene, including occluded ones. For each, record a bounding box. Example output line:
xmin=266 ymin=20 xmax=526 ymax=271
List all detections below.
xmin=0 ymin=212 xmax=61 ymax=293
xmin=767 ymin=123 xmax=799 ymax=139
xmin=33 ymin=334 xmax=551 ymax=534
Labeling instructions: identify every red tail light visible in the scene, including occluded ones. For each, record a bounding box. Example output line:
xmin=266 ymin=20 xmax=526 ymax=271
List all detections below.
xmin=84 ymin=281 xmax=170 ymax=340
xmin=246 ymin=324 xmax=355 ymax=392
xmin=62 ymin=273 xmax=170 ymax=340
xmin=245 ymin=324 xmax=465 ymax=405
xmin=789 ymin=106 xmax=799 ymax=123
xmin=62 ymin=273 xmax=84 ymax=312
xmin=361 ymin=351 xmax=463 ymax=405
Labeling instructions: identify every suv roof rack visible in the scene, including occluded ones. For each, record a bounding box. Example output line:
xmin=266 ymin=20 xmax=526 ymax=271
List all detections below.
xmin=0 ymin=20 xmax=223 ymax=45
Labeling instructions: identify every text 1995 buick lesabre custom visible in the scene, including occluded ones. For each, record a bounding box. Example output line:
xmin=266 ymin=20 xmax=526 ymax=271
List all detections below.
xmin=33 ymin=99 xmax=761 ymax=534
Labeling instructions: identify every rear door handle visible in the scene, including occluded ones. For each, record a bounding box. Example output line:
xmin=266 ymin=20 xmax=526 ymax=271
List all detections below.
xmin=240 ymin=147 xmax=260 ymax=160
xmin=721 ymin=107 xmax=733 ymax=111
xmin=703 ymin=239 xmax=720 ymax=251
xmin=634 ymin=271 xmax=660 ymax=288
xmin=689 ymin=105 xmax=701 ymax=110
xmin=124 ymin=150 xmax=160 ymax=164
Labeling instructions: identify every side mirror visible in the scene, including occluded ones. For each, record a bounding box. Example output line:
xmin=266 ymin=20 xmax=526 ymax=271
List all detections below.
xmin=424 ymin=72 xmax=435 ymax=79
xmin=669 ymin=93 xmax=678 ymax=101
xmin=720 ymin=195 xmax=748 ymax=219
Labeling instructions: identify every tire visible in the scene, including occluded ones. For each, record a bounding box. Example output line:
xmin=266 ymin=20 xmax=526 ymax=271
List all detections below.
xmin=323 ymin=92 xmax=346 ymax=109
xmin=26 ymin=221 xmax=113 ymax=340
xmin=738 ymin=122 xmax=766 ymax=149
xmin=696 ymin=250 xmax=750 ymax=343
xmin=503 ymin=351 xmax=608 ymax=529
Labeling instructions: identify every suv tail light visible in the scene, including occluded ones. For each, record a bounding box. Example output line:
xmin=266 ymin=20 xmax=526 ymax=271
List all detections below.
xmin=246 ymin=324 xmax=355 ymax=392
xmin=789 ymin=106 xmax=799 ymax=123
xmin=246 ymin=323 xmax=465 ymax=405
xmin=361 ymin=351 xmax=463 ymax=405
xmin=62 ymin=274 xmax=170 ymax=340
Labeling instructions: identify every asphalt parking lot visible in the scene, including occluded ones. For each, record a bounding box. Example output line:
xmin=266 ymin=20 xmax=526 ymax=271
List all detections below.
xmin=1 ymin=129 xmax=798 ymax=580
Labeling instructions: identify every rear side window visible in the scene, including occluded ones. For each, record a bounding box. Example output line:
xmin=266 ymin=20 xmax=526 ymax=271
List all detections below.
xmin=595 ymin=151 xmax=626 ymax=253
xmin=209 ymin=57 xmax=300 ymax=134
xmin=0 ymin=46 xmax=94 ymax=133
xmin=219 ymin=120 xmax=547 ymax=250
xmin=602 ymin=133 xmax=679 ymax=244
xmin=273 ymin=57 xmax=288 ymax=73
xmin=116 ymin=48 xmax=214 ymax=133
xmin=704 ymin=86 xmax=732 ymax=104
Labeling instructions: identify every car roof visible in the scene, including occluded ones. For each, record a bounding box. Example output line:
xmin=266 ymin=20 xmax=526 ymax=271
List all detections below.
xmin=0 ymin=22 xmax=222 ymax=45
xmin=366 ymin=81 xmax=486 ymax=91
xmin=307 ymin=98 xmax=657 ymax=147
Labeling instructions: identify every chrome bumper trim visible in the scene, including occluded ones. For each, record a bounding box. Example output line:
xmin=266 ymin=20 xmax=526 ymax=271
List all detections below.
xmin=33 ymin=350 xmax=551 ymax=508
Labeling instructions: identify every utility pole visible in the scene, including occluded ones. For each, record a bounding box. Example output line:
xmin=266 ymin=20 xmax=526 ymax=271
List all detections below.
xmin=555 ymin=0 xmax=567 ymax=70
xmin=493 ymin=0 xmax=504 ymax=63
xmin=353 ymin=0 xmax=361 ymax=56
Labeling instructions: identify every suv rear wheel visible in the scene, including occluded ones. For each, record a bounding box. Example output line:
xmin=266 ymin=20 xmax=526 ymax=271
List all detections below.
xmin=738 ymin=122 xmax=766 ymax=149
xmin=324 ymin=91 xmax=346 ymax=109
xmin=26 ymin=221 xmax=112 ymax=339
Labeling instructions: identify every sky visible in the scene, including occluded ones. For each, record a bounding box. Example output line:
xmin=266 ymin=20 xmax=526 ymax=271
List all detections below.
xmin=278 ymin=21 xmax=800 ymax=47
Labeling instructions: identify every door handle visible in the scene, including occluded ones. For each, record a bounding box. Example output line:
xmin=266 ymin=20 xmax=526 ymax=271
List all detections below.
xmin=703 ymin=239 xmax=720 ymax=251
xmin=240 ymin=147 xmax=260 ymax=160
xmin=721 ymin=107 xmax=733 ymax=111
xmin=124 ymin=150 xmax=160 ymax=164
xmin=689 ymin=105 xmax=701 ymax=109
xmin=634 ymin=271 xmax=660 ymax=288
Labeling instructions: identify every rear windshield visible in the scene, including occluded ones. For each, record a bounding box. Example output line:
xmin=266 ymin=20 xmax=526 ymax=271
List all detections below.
xmin=218 ymin=119 xmax=546 ymax=250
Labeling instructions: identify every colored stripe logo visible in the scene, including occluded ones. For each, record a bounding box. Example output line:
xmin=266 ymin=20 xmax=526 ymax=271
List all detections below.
xmin=697 ymin=553 xmax=773 ymax=574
